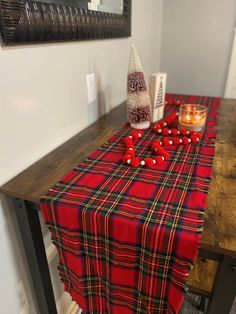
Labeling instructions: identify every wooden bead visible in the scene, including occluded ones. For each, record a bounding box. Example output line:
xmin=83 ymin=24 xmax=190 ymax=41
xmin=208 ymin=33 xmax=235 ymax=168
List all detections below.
xmin=162 ymin=151 xmax=170 ymax=160
xmin=162 ymin=137 xmax=170 ymax=146
xmin=182 ymin=137 xmax=189 ymax=145
xmin=155 ymin=146 xmax=166 ymax=155
xmin=131 ymin=157 xmax=140 ymax=167
xmin=122 ymin=154 xmax=131 ymax=163
xmin=123 ymin=137 xmax=133 ymax=145
xmin=162 ymin=128 xmax=169 ymax=136
xmin=154 ymin=156 xmax=164 ymax=164
xmin=151 ymin=140 xmax=161 ymax=151
xmin=190 ymin=135 xmax=198 ymax=143
xmin=153 ymin=124 xmax=161 ymax=132
xmin=130 ymin=131 xmax=139 ymax=141
xmin=126 ymin=149 xmax=135 ymax=157
xmin=171 ymin=128 xmax=178 ymax=136
xmin=173 ymin=137 xmax=181 ymax=145
xmin=144 ymin=158 xmax=154 ymax=168
xmin=180 ymin=128 xmax=188 ymax=136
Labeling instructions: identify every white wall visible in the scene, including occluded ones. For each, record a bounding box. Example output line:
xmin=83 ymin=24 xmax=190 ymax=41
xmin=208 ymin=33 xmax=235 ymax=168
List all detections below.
xmin=0 ymin=1 xmax=163 ymax=313
xmin=225 ymin=28 xmax=236 ymax=98
xmin=161 ymin=0 xmax=236 ymax=97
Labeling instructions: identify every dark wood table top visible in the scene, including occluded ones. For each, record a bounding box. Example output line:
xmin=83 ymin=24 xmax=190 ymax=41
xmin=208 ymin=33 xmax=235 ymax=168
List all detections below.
xmin=1 ymin=99 xmax=236 ymax=257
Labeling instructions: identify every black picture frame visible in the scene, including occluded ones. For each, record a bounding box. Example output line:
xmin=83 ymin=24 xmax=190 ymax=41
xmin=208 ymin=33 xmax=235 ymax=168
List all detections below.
xmin=0 ymin=0 xmax=131 ymax=45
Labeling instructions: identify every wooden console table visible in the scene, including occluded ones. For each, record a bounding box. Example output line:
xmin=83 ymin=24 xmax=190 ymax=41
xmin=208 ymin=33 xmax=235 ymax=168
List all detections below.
xmin=1 ymin=99 xmax=236 ymax=314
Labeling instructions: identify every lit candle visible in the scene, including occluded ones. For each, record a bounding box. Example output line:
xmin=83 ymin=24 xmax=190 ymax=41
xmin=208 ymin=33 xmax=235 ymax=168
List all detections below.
xmin=185 ymin=114 xmax=191 ymax=123
xmin=179 ymin=104 xmax=207 ymax=131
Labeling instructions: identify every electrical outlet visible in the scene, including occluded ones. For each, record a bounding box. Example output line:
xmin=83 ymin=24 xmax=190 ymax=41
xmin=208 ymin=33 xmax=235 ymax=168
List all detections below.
xmin=86 ymin=73 xmax=97 ymax=104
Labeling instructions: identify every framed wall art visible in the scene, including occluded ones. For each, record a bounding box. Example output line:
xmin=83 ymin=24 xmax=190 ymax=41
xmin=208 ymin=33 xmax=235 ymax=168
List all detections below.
xmin=0 ymin=0 xmax=131 ymax=45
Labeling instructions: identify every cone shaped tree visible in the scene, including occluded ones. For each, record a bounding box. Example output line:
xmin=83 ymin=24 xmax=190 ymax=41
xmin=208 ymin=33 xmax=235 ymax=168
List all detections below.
xmin=127 ymin=45 xmax=152 ymax=129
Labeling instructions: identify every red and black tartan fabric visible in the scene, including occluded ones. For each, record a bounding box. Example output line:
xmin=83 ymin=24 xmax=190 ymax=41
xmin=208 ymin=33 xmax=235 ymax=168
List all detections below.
xmin=41 ymin=94 xmax=220 ymax=313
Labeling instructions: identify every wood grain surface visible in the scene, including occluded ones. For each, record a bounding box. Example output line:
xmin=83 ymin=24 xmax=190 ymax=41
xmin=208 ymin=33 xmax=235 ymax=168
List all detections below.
xmin=188 ymin=257 xmax=218 ymax=296
xmin=1 ymin=99 xmax=236 ymax=257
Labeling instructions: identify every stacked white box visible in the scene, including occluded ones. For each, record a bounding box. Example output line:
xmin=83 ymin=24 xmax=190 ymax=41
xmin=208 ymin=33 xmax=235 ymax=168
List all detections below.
xmin=149 ymin=73 xmax=167 ymax=123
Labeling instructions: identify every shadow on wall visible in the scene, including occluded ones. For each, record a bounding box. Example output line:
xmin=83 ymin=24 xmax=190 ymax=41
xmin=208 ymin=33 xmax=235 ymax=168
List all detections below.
xmin=87 ymin=74 xmax=112 ymax=125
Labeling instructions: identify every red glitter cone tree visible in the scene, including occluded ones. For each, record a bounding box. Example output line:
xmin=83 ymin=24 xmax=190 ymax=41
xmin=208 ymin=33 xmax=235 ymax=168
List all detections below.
xmin=127 ymin=44 xmax=152 ymax=129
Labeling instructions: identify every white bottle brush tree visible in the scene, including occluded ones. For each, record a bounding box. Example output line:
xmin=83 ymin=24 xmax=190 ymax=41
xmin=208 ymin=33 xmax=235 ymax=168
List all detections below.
xmin=127 ymin=45 xmax=152 ymax=129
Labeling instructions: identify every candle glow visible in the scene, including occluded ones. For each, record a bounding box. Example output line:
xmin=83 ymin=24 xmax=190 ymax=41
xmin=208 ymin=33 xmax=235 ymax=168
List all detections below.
xmin=179 ymin=104 xmax=207 ymax=131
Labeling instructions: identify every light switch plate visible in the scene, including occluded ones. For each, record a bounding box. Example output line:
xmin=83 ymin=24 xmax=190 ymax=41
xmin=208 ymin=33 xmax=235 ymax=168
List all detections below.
xmin=86 ymin=73 xmax=97 ymax=104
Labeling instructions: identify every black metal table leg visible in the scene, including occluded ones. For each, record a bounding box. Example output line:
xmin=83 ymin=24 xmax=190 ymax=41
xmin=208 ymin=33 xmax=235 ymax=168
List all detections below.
xmin=13 ymin=198 xmax=57 ymax=314
xmin=198 ymin=296 xmax=206 ymax=312
xmin=207 ymin=255 xmax=236 ymax=314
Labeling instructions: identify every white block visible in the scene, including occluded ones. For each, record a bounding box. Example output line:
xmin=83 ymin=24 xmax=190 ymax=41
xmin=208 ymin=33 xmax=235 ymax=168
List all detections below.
xmin=149 ymin=73 xmax=167 ymax=123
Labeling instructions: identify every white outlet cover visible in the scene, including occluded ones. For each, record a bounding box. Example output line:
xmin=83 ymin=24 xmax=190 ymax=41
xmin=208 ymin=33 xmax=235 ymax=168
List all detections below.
xmin=86 ymin=73 xmax=97 ymax=104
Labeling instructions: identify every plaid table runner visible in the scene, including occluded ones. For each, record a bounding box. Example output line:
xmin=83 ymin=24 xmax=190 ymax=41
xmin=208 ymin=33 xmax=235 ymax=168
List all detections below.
xmin=41 ymin=94 xmax=220 ymax=313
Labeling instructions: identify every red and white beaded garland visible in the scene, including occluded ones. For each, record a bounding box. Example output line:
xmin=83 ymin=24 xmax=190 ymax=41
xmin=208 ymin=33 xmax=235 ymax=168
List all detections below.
xmin=152 ymin=112 xmax=201 ymax=146
xmin=122 ymin=112 xmax=202 ymax=168
xmin=122 ymin=130 xmax=168 ymax=168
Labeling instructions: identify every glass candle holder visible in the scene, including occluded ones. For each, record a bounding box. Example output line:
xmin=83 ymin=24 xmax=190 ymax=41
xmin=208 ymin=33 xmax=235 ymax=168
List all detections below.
xmin=178 ymin=104 xmax=207 ymax=132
